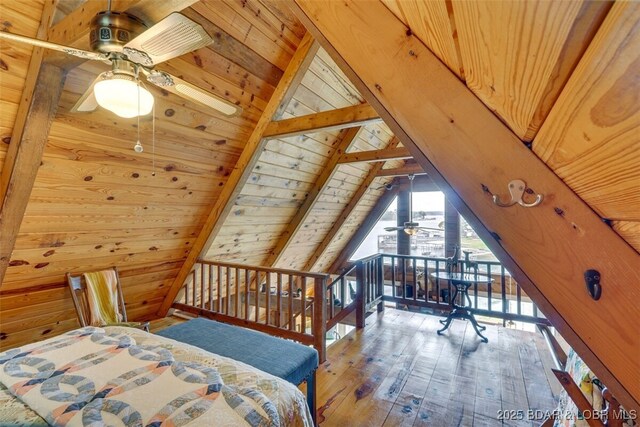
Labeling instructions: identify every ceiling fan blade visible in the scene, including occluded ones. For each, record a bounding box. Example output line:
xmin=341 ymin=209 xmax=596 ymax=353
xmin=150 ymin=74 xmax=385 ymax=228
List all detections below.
xmin=69 ymin=74 xmax=103 ymax=114
xmin=384 ymin=227 xmax=402 ymax=232
xmin=122 ymin=12 xmax=212 ymax=66
xmin=416 ymin=227 xmax=442 ymax=231
xmin=144 ymin=70 xmax=241 ymax=117
xmin=0 ymin=31 xmax=108 ymax=61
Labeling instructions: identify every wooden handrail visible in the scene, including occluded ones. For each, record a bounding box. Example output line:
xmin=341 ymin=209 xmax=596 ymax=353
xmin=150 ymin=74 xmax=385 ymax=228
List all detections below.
xmin=177 ymin=260 xmax=329 ymax=362
xmin=198 ymin=259 xmax=329 ymax=280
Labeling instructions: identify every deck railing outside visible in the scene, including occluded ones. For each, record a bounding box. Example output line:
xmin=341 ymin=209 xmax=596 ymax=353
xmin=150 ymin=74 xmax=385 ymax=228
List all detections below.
xmin=172 ymin=259 xmax=329 ymax=362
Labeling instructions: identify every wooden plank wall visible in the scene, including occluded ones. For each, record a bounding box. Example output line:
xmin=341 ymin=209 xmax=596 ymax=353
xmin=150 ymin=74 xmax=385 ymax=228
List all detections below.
xmin=0 ymin=0 xmax=303 ymax=350
xmin=378 ymin=0 xmax=638 ymax=254
xmin=204 ymin=48 xmax=402 ymax=271
xmin=0 ymin=1 xmax=47 ymax=174
xmin=533 ymin=2 xmax=640 ymax=253
xmin=381 ymin=0 xmax=611 ymax=141
xmin=204 ymin=49 xmax=354 ymax=265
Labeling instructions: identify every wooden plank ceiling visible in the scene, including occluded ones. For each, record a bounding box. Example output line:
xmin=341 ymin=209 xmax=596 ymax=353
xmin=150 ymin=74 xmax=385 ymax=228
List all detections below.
xmin=0 ymin=1 xmax=638 ymax=403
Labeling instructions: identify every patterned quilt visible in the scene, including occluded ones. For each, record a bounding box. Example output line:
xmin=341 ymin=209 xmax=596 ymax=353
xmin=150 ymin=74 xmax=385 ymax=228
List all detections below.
xmin=0 ymin=326 xmax=312 ymax=426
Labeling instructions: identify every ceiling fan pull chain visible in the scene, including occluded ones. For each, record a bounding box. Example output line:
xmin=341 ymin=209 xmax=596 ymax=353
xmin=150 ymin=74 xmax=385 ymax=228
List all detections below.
xmin=134 ymin=68 xmax=144 ymax=153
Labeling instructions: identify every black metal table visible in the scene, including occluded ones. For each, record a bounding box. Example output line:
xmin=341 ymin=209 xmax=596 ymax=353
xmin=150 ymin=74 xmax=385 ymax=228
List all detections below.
xmin=431 ymin=271 xmax=492 ymax=343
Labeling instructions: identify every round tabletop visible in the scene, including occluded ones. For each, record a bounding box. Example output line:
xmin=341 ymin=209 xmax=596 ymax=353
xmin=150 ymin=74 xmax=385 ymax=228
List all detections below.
xmin=430 ymin=271 xmax=492 ymax=284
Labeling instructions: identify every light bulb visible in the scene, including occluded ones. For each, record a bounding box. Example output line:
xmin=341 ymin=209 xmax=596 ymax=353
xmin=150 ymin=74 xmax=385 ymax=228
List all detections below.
xmin=134 ymin=141 xmax=143 ymax=152
xmin=404 ymin=227 xmax=419 ymax=236
xmin=94 ymin=74 xmax=154 ymax=118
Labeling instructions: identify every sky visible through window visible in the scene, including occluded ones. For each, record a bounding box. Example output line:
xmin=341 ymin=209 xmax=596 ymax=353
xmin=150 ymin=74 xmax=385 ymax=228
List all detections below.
xmin=351 ymin=191 xmax=498 ymax=262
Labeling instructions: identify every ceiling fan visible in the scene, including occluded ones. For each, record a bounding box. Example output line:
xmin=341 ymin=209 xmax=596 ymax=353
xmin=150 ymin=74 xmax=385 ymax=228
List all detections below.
xmin=384 ymin=174 xmax=442 ymax=236
xmin=0 ymin=1 xmax=242 ymax=118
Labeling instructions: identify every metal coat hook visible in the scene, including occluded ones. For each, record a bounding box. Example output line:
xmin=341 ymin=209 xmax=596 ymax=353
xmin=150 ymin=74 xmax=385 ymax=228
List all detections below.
xmin=492 ymin=179 xmax=543 ymax=208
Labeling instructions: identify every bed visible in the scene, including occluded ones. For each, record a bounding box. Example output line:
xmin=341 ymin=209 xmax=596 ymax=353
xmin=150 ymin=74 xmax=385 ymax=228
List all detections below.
xmin=0 ymin=326 xmax=313 ymax=426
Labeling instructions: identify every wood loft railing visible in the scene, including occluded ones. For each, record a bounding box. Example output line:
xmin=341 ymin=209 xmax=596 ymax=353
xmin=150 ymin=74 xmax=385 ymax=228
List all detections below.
xmin=172 ymin=260 xmax=329 ymax=362
xmin=172 ymin=254 xmax=549 ymax=364
xmin=351 ymin=253 xmax=551 ymax=326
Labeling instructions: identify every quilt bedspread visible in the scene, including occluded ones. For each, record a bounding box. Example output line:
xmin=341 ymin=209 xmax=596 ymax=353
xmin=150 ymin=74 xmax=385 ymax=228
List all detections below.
xmin=0 ymin=326 xmax=312 ymax=426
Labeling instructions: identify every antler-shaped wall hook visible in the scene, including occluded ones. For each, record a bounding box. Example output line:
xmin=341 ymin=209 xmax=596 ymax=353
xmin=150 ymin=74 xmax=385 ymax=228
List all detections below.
xmin=492 ymin=179 xmax=543 ymax=208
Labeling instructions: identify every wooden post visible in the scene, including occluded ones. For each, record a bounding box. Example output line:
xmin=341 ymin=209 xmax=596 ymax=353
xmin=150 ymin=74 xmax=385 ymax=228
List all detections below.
xmin=355 ymin=261 xmax=365 ymax=328
xmin=396 ymin=189 xmax=411 ymax=256
xmin=313 ymin=276 xmax=327 ymax=363
xmin=444 ymin=198 xmax=461 ymax=258
xmin=376 ymin=256 xmax=384 ymax=312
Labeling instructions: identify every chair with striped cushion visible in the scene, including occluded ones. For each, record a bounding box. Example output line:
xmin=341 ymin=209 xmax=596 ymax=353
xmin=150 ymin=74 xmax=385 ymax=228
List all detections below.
xmin=66 ymin=267 xmax=149 ymax=331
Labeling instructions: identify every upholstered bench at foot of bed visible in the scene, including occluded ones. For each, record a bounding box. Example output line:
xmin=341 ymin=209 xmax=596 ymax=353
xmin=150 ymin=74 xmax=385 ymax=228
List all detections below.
xmin=156 ymin=317 xmax=319 ymax=424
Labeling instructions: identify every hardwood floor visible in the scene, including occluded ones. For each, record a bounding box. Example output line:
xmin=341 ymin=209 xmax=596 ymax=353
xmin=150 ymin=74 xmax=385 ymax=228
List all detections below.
xmin=318 ymin=308 xmax=558 ymax=427
xmin=150 ymin=309 xmax=559 ymax=427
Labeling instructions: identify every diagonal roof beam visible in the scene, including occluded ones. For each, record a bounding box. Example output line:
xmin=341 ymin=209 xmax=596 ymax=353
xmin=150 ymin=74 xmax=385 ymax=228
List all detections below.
xmin=301 ymin=138 xmax=400 ymax=272
xmin=263 ymin=103 xmax=380 ymax=139
xmin=0 ymin=1 xmax=62 ymax=286
xmin=265 ymin=126 xmax=363 ymax=267
xmin=289 ymin=0 xmax=640 ymax=411
xmin=338 ymin=146 xmax=412 ymax=164
xmin=158 ymin=33 xmax=320 ymax=316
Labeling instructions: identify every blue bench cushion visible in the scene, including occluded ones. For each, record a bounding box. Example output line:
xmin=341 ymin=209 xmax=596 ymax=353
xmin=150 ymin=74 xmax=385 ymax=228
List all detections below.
xmin=156 ymin=318 xmax=318 ymax=386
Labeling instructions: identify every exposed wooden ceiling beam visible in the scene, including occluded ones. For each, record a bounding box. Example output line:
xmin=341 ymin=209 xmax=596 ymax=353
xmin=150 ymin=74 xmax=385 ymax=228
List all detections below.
xmin=338 ymin=146 xmax=412 ymax=164
xmin=289 ymin=0 xmax=640 ymax=411
xmin=265 ymin=127 xmax=363 ymax=268
xmin=0 ymin=1 xmax=62 ymax=285
xmin=263 ymin=103 xmax=381 ymax=139
xmin=376 ymin=163 xmax=425 ymax=177
xmin=158 ymin=33 xmax=320 ymax=316
xmin=48 ymin=0 xmax=200 ymax=46
xmin=45 ymin=0 xmax=199 ymax=68
xmin=301 ymin=138 xmax=400 ymax=272
xmin=327 ymin=174 xmax=439 ymax=274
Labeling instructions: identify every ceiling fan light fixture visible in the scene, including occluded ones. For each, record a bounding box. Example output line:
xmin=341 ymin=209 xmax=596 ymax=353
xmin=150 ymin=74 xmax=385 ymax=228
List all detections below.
xmin=94 ymin=73 xmax=154 ymax=118
xmin=404 ymin=227 xmax=419 ymax=236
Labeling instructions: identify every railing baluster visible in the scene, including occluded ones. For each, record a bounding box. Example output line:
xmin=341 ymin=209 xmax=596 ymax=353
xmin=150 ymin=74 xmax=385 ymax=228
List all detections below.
xmin=391 ymin=256 xmax=396 ymax=298
xmin=412 ymin=257 xmax=417 ymax=302
xmin=192 ymin=268 xmax=197 ymax=307
xmin=225 ymin=267 xmax=231 ymax=315
xmin=235 ymin=267 xmax=240 ymax=318
xmin=301 ymin=277 xmax=307 ymax=333
xmin=276 ymin=273 xmax=282 ymax=328
xmin=487 ymin=264 xmax=492 ymax=312
xmin=402 ymin=258 xmax=407 ymax=300
xmin=422 ymin=259 xmax=427 ymax=302
xmin=329 ymin=279 xmax=335 ymax=320
xmin=289 ymin=275 xmax=295 ymax=331
xmin=516 ymin=282 xmax=522 ymax=315
xmin=245 ymin=269 xmax=250 ymax=320
xmin=266 ymin=272 xmax=271 ymax=326
xmin=200 ymin=264 xmax=205 ymax=309
xmin=217 ymin=265 xmax=222 ymax=313
xmin=435 ymin=260 xmax=441 ymax=305
xmin=340 ymin=276 xmax=346 ymax=308
xmin=501 ymin=265 xmax=507 ymax=326
xmin=255 ymin=270 xmax=261 ymax=323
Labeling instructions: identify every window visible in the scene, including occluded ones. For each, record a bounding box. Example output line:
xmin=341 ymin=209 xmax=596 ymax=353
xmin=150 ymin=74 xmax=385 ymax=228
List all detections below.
xmin=350 ymin=191 xmax=446 ymax=260
xmin=460 ymin=215 xmax=499 ymax=262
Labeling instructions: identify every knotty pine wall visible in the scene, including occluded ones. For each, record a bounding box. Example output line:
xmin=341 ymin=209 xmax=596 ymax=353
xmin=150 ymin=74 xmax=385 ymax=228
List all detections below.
xmin=0 ymin=0 xmax=304 ymax=350
xmin=380 ymin=0 xmax=639 ymax=253
xmin=204 ymin=49 xmax=402 ymax=272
